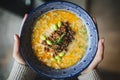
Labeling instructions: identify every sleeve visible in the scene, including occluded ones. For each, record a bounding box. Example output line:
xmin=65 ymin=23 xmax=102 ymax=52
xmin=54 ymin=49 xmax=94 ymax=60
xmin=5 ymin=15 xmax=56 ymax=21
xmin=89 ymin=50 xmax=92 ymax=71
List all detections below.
xmin=77 ymin=69 xmax=101 ymax=80
xmin=7 ymin=61 xmax=36 ymax=80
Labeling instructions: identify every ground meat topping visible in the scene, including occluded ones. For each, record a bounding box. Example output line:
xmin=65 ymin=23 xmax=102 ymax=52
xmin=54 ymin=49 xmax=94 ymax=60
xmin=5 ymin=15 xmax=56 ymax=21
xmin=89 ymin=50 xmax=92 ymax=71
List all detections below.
xmin=41 ymin=21 xmax=75 ymax=56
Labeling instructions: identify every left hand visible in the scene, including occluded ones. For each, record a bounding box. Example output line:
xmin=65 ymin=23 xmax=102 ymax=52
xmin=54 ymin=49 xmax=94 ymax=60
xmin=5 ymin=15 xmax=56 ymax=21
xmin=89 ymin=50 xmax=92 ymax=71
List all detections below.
xmin=13 ymin=14 xmax=27 ymax=65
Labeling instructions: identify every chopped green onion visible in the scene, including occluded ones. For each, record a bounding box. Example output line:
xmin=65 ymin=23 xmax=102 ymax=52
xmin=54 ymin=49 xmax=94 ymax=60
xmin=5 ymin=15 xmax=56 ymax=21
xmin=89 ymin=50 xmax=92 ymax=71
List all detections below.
xmin=51 ymin=58 xmax=56 ymax=61
xmin=52 ymin=24 xmax=58 ymax=31
xmin=59 ymin=52 xmax=65 ymax=57
xmin=56 ymin=38 xmax=62 ymax=43
xmin=41 ymin=35 xmax=46 ymax=40
xmin=55 ymin=56 xmax=62 ymax=61
xmin=46 ymin=40 xmax=52 ymax=45
xmin=57 ymin=21 xmax=62 ymax=27
xmin=61 ymin=33 xmax=65 ymax=38
xmin=55 ymin=33 xmax=66 ymax=44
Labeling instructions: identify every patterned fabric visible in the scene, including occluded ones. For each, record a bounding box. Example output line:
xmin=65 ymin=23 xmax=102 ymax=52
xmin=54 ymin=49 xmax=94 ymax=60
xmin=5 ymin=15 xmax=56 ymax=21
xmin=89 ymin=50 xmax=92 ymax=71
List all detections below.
xmin=8 ymin=61 xmax=101 ymax=80
xmin=7 ymin=61 xmax=36 ymax=80
xmin=78 ymin=70 xmax=101 ymax=80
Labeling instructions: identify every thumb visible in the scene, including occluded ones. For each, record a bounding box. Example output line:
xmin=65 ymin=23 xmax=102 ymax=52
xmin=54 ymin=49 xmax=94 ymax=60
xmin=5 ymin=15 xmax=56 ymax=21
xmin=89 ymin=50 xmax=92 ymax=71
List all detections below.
xmin=13 ymin=34 xmax=25 ymax=64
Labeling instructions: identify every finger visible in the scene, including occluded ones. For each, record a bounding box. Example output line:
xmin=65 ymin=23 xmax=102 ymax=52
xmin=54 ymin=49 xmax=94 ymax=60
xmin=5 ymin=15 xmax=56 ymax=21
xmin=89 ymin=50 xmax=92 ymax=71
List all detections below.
xmin=92 ymin=17 xmax=97 ymax=26
xmin=19 ymin=14 xmax=28 ymax=34
xmin=89 ymin=38 xmax=105 ymax=69
xmin=20 ymin=14 xmax=28 ymax=28
xmin=13 ymin=34 xmax=25 ymax=64
xmin=13 ymin=34 xmax=20 ymax=55
xmin=95 ymin=38 xmax=105 ymax=62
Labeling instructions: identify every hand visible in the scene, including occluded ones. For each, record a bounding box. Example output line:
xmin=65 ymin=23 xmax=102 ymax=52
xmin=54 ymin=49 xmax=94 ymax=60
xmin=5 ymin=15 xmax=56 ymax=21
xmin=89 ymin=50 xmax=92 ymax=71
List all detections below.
xmin=13 ymin=34 xmax=25 ymax=64
xmin=13 ymin=14 xmax=27 ymax=65
xmin=81 ymin=38 xmax=105 ymax=74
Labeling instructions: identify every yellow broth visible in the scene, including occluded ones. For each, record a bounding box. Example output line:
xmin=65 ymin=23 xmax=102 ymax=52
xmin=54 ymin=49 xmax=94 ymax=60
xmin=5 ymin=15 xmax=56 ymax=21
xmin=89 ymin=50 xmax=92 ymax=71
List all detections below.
xmin=31 ymin=10 xmax=88 ymax=69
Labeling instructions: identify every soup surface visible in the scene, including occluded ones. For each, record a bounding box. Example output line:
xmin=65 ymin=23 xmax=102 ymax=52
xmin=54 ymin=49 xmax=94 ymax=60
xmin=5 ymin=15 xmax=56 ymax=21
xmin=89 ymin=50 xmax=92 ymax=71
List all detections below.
xmin=31 ymin=10 xmax=88 ymax=69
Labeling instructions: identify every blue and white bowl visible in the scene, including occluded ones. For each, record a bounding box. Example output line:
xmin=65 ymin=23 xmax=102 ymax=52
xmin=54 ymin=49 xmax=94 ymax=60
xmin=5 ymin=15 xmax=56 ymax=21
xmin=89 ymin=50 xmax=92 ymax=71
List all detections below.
xmin=20 ymin=1 xmax=98 ymax=79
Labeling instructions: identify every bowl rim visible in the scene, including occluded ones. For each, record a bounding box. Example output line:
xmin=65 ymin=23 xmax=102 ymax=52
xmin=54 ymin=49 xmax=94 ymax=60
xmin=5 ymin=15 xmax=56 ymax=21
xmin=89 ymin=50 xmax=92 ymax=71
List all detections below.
xmin=20 ymin=1 xmax=98 ymax=79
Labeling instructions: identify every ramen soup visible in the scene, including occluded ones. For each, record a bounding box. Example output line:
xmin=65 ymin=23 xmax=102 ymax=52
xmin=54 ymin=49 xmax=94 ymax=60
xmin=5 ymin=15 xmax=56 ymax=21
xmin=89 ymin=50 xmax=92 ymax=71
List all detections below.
xmin=31 ymin=10 xmax=88 ymax=69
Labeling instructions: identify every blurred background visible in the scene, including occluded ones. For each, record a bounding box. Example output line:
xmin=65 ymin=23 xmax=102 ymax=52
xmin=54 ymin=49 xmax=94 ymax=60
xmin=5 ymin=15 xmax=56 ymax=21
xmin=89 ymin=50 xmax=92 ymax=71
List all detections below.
xmin=0 ymin=0 xmax=120 ymax=80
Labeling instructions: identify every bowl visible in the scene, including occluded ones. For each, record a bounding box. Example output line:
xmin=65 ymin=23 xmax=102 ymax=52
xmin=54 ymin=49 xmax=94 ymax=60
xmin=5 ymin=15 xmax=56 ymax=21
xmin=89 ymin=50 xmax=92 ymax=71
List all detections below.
xmin=20 ymin=1 xmax=98 ymax=79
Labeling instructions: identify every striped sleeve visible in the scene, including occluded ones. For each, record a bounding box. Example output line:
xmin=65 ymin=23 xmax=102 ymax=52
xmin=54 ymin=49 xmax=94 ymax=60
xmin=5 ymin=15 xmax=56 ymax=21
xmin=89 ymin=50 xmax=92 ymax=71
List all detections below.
xmin=78 ymin=69 xmax=101 ymax=80
xmin=7 ymin=61 xmax=36 ymax=80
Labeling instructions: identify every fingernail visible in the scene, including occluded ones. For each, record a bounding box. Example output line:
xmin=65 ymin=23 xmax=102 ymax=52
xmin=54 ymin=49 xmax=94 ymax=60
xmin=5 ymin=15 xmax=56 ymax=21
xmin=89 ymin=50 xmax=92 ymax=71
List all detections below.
xmin=14 ymin=34 xmax=17 ymax=40
xmin=101 ymin=38 xmax=105 ymax=43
